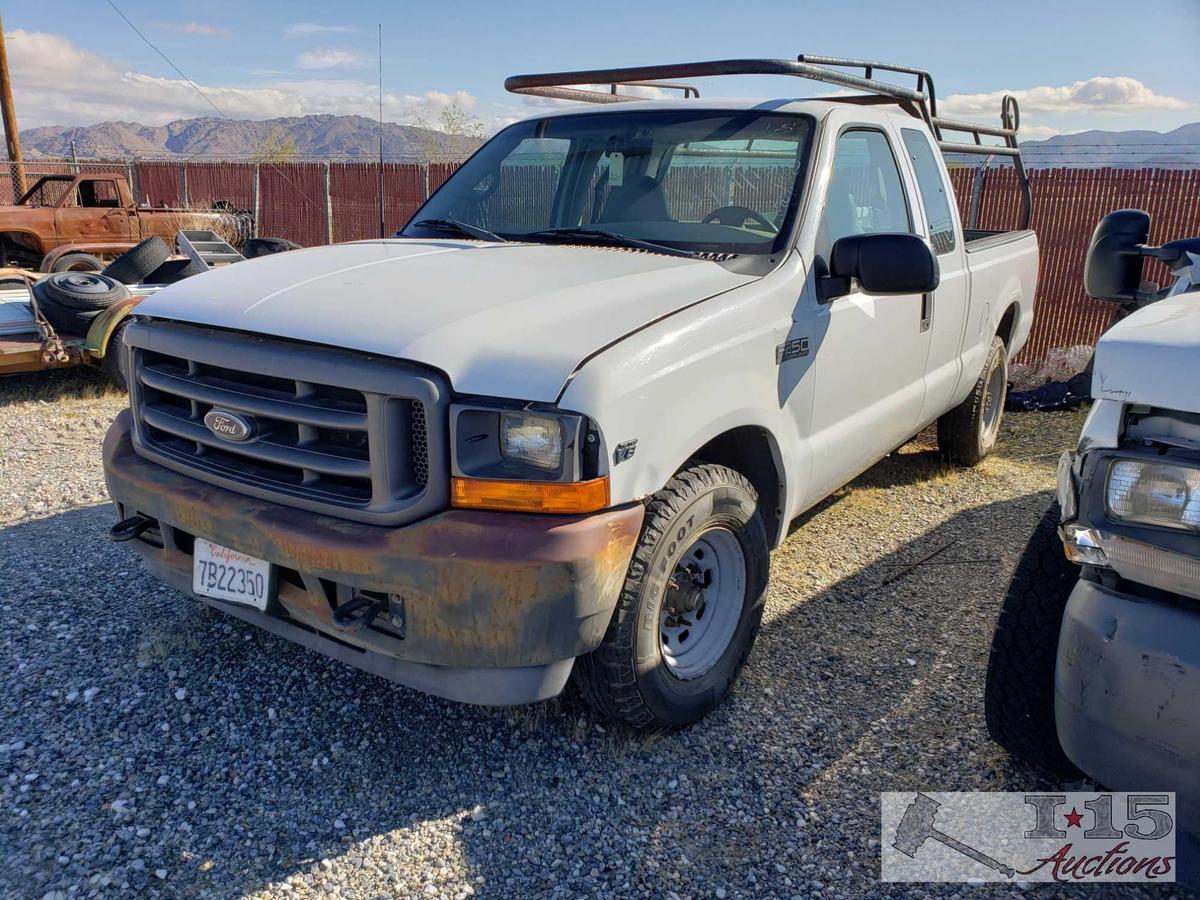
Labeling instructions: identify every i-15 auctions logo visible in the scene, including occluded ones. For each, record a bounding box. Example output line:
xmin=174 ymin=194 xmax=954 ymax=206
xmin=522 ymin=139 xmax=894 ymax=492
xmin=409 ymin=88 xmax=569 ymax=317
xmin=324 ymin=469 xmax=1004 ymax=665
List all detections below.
xmin=881 ymin=792 xmax=1176 ymax=883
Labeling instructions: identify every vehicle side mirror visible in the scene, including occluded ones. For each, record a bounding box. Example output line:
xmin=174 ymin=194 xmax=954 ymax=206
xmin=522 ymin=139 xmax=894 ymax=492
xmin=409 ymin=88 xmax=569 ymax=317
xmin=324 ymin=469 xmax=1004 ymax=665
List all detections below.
xmin=821 ymin=233 xmax=939 ymax=301
xmin=1084 ymin=209 xmax=1150 ymax=302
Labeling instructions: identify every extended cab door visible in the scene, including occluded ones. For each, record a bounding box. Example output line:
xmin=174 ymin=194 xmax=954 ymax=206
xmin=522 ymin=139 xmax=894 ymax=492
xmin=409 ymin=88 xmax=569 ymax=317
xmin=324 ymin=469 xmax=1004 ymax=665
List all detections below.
xmin=802 ymin=125 xmax=931 ymax=502
xmin=898 ymin=127 xmax=971 ymax=424
xmin=53 ymin=178 xmax=133 ymax=247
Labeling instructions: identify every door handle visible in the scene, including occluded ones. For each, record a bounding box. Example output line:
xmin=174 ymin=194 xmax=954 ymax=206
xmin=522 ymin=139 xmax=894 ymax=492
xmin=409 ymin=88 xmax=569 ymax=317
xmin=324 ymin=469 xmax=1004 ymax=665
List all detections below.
xmin=919 ymin=293 xmax=934 ymax=333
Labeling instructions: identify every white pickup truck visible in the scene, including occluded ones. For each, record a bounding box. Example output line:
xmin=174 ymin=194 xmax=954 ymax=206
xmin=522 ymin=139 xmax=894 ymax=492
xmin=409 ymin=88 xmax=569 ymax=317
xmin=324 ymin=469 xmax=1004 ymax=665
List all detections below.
xmin=102 ymin=56 xmax=1038 ymax=729
xmin=987 ymin=209 xmax=1199 ymax=834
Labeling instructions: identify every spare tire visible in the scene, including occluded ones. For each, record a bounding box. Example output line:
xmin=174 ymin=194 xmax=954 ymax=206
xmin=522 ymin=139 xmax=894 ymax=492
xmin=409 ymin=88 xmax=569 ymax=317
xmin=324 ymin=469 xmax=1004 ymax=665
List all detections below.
xmin=32 ymin=290 xmax=101 ymax=338
xmin=39 ymin=271 xmax=130 ymax=311
xmin=103 ymin=237 xmax=170 ymax=285
xmin=145 ymin=257 xmax=206 ymax=284
xmin=50 ymin=252 xmax=105 ymax=273
xmin=244 ymin=237 xmax=300 ymax=258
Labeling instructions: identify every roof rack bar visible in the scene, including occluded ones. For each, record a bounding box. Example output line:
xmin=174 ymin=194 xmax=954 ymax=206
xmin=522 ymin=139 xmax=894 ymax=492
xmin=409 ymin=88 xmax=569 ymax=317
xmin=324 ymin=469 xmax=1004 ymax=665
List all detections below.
xmin=504 ymin=55 xmax=1032 ymax=228
xmin=505 ymin=59 xmax=927 ymax=105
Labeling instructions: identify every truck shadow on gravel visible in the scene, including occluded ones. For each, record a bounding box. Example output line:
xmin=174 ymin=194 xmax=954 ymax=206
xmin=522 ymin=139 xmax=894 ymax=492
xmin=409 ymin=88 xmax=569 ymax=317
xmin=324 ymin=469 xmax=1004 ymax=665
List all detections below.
xmin=1 ymin=496 xmax=1192 ymax=898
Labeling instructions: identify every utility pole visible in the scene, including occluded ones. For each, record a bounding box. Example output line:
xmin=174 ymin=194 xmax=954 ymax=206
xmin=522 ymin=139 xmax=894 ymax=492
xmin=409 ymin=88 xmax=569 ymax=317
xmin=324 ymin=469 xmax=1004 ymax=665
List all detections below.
xmin=0 ymin=15 xmax=26 ymax=197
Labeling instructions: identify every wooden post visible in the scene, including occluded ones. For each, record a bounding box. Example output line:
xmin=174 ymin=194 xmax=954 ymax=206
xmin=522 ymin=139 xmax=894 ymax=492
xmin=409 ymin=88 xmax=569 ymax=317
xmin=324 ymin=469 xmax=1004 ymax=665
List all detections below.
xmin=180 ymin=161 xmax=189 ymax=208
xmin=0 ymin=15 xmax=26 ymax=197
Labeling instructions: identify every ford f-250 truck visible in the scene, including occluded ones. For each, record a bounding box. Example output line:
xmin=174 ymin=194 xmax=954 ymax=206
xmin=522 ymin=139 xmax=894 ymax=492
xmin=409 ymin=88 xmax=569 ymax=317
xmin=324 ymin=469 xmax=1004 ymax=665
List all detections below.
xmin=103 ymin=56 xmax=1038 ymax=729
xmin=986 ymin=208 xmax=1198 ymax=834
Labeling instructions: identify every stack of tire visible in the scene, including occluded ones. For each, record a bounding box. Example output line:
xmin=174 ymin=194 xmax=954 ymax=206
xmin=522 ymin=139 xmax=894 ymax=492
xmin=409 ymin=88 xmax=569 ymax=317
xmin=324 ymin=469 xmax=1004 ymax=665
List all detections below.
xmin=34 ymin=237 xmax=179 ymax=390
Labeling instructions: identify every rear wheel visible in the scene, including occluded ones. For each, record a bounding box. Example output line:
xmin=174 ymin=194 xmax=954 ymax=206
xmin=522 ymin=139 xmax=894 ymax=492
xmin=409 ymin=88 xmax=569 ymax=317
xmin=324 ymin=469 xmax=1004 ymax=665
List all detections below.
xmin=983 ymin=500 xmax=1081 ymax=775
xmin=50 ymin=252 xmax=104 ymax=273
xmin=572 ymin=462 xmax=769 ymax=730
xmin=938 ymin=335 xmax=1007 ymax=466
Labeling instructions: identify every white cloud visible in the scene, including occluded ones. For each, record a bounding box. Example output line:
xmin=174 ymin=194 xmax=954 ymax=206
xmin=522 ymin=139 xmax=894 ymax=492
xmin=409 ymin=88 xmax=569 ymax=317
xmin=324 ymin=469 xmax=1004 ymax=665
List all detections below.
xmin=942 ymin=76 xmax=1191 ymax=118
xmin=1018 ymin=124 xmax=1066 ymax=140
xmin=295 ymin=47 xmax=367 ymax=70
xmin=7 ymin=29 xmax=477 ymax=130
xmin=284 ymin=22 xmax=357 ymax=38
xmin=155 ymin=21 xmax=229 ymax=38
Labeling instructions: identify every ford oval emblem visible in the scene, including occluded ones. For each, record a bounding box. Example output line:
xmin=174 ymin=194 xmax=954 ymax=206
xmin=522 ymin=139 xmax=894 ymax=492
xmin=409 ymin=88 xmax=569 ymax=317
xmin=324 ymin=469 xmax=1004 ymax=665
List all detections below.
xmin=203 ymin=409 xmax=256 ymax=442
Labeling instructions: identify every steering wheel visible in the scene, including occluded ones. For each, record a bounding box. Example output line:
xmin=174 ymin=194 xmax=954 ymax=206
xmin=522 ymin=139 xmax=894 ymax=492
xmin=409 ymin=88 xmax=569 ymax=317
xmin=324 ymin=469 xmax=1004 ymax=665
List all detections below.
xmin=702 ymin=205 xmax=778 ymax=234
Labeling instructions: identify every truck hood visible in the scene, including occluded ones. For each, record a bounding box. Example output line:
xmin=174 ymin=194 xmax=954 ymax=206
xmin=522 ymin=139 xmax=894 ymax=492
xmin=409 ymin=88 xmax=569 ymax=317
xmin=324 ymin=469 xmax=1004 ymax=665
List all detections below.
xmin=1093 ymin=292 xmax=1200 ymax=414
xmin=136 ymin=239 xmax=754 ymax=401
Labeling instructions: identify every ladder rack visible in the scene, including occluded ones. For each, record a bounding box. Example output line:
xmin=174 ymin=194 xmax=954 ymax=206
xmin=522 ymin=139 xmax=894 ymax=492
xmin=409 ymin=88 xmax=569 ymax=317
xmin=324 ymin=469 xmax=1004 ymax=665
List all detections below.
xmin=505 ymin=54 xmax=1031 ymax=228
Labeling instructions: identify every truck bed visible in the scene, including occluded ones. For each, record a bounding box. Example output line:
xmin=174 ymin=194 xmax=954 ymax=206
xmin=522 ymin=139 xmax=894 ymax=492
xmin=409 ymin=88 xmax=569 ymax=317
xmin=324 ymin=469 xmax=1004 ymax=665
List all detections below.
xmin=963 ymin=228 xmax=1039 ymax=361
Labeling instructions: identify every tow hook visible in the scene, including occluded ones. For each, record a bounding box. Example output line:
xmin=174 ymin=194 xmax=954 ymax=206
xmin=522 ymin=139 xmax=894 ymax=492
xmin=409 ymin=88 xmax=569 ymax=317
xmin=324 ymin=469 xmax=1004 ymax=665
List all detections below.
xmin=109 ymin=514 xmax=156 ymax=543
xmin=332 ymin=592 xmax=406 ymax=636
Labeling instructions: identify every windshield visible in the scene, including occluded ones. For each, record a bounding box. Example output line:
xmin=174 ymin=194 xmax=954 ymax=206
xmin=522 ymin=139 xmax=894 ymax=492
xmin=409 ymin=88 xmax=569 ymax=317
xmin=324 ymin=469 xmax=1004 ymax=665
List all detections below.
xmin=403 ymin=109 xmax=814 ymax=256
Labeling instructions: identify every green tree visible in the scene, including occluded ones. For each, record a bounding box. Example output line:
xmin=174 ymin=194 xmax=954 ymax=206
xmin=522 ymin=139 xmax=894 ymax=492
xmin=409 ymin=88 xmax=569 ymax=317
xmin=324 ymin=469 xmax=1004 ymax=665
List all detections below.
xmin=410 ymin=104 xmax=486 ymax=162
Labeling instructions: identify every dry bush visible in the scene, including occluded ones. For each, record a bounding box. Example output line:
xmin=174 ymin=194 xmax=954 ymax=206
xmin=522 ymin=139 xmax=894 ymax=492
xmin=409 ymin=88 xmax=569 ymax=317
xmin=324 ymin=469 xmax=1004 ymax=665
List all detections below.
xmin=158 ymin=208 xmax=253 ymax=249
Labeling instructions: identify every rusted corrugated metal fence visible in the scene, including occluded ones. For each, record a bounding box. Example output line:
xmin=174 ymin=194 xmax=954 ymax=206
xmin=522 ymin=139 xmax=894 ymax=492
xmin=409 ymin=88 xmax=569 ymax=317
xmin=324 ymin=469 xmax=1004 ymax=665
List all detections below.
xmin=4 ymin=159 xmax=1198 ymax=364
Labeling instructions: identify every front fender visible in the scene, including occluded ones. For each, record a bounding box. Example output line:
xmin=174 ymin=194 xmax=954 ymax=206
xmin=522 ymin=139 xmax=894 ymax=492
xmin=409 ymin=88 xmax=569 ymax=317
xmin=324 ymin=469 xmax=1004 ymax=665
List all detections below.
xmin=559 ymin=268 xmax=811 ymax=534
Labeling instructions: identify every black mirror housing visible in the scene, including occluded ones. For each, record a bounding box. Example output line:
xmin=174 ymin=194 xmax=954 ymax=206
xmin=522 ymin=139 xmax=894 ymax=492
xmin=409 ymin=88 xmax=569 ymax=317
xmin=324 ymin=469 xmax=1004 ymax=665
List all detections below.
xmin=1084 ymin=209 xmax=1150 ymax=302
xmin=823 ymin=233 xmax=940 ymax=300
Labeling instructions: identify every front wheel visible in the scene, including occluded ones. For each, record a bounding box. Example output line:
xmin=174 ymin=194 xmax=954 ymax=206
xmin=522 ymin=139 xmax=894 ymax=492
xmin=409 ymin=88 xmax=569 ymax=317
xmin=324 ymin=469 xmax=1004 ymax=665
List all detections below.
xmin=983 ymin=500 xmax=1081 ymax=775
xmin=937 ymin=335 xmax=1008 ymax=466
xmin=572 ymin=462 xmax=770 ymax=730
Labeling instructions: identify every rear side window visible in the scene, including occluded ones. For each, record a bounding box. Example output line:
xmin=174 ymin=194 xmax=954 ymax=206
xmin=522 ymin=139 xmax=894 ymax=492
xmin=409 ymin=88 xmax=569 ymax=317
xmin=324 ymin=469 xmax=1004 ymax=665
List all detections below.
xmin=820 ymin=129 xmax=911 ymax=253
xmin=901 ymin=129 xmax=956 ymax=254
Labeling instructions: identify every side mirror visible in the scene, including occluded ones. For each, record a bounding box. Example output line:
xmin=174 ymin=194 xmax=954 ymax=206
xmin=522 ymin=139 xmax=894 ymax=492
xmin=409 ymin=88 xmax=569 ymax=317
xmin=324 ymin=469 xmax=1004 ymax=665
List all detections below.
xmin=822 ymin=233 xmax=939 ymax=301
xmin=1084 ymin=209 xmax=1150 ymax=302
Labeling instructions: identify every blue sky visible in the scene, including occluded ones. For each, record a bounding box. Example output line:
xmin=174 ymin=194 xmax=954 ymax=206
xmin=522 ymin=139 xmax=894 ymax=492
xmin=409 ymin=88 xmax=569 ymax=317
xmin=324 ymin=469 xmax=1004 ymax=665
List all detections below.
xmin=5 ymin=0 xmax=1198 ymax=139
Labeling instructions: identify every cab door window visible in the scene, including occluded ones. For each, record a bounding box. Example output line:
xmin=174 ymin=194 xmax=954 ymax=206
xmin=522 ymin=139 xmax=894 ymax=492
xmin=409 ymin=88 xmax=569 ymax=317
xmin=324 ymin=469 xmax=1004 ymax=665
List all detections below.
xmin=819 ymin=128 xmax=911 ymax=254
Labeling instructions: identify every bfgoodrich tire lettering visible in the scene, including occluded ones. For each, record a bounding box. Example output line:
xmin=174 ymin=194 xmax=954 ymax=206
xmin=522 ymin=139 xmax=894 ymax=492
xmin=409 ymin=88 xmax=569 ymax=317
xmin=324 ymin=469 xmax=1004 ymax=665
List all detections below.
xmin=573 ymin=462 xmax=769 ymax=729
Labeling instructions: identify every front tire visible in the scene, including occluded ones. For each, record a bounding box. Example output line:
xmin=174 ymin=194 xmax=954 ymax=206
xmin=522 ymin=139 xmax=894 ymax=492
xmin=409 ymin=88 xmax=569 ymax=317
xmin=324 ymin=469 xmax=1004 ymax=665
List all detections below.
xmin=573 ymin=462 xmax=769 ymax=730
xmin=938 ymin=335 xmax=1008 ymax=466
xmin=983 ymin=500 xmax=1081 ymax=775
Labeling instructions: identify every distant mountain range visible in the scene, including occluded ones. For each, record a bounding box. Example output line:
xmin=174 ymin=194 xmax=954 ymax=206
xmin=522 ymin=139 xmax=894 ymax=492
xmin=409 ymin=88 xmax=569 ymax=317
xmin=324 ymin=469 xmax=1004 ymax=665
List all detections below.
xmin=1018 ymin=122 xmax=1200 ymax=169
xmin=12 ymin=114 xmax=1200 ymax=169
xmin=17 ymin=114 xmax=480 ymax=162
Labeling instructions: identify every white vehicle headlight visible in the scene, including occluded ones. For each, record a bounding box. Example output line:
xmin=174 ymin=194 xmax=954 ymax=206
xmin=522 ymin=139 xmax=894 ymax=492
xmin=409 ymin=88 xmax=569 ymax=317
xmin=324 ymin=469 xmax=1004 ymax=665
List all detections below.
xmin=500 ymin=411 xmax=563 ymax=472
xmin=1106 ymin=459 xmax=1200 ymax=531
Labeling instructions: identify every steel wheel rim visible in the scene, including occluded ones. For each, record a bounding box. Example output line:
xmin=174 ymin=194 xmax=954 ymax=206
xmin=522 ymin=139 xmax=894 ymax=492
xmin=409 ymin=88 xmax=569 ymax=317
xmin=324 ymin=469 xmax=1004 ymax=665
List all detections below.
xmin=981 ymin=359 xmax=1005 ymax=440
xmin=659 ymin=528 xmax=746 ymax=680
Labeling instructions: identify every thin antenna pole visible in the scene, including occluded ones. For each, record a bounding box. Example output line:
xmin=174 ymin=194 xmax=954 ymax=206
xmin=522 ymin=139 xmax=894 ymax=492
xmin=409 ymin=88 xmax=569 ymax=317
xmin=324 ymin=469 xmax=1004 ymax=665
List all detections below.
xmin=378 ymin=23 xmax=385 ymax=239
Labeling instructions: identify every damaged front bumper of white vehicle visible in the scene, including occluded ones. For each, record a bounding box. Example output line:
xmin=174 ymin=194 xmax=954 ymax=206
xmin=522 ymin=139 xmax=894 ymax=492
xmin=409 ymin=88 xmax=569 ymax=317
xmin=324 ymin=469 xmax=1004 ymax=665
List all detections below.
xmin=1055 ymin=442 xmax=1200 ymax=821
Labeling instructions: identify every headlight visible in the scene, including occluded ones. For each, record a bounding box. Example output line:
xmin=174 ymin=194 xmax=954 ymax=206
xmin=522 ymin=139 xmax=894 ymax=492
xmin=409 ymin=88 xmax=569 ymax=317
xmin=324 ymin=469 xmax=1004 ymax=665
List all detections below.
xmin=1106 ymin=459 xmax=1200 ymax=531
xmin=500 ymin=411 xmax=563 ymax=471
xmin=449 ymin=402 xmax=608 ymax=513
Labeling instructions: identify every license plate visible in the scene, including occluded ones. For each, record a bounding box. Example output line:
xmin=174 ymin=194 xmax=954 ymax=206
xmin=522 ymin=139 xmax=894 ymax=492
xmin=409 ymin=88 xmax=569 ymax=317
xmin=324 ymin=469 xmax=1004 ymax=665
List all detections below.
xmin=192 ymin=539 xmax=272 ymax=610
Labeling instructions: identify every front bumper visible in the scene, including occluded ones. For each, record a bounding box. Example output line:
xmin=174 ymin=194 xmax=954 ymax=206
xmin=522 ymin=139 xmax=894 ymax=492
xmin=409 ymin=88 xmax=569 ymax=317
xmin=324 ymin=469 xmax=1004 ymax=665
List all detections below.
xmin=102 ymin=410 xmax=644 ymax=705
xmin=1056 ymin=577 xmax=1200 ymax=824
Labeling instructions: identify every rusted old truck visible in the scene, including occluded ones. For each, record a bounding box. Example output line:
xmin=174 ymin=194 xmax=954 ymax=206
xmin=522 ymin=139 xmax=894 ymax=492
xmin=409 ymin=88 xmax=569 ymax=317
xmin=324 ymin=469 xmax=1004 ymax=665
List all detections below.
xmin=0 ymin=173 xmax=233 ymax=272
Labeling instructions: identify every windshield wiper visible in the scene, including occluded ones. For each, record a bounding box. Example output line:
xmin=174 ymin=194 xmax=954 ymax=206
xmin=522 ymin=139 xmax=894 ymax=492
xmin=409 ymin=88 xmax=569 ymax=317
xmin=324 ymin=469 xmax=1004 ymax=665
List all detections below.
xmin=410 ymin=217 xmax=506 ymax=243
xmin=523 ymin=227 xmax=702 ymax=259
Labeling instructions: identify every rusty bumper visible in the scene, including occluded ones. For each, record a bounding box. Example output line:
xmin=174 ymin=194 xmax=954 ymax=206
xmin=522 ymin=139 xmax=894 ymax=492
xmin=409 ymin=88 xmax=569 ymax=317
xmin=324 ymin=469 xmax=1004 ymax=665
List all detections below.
xmin=103 ymin=410 xmax=644 ymax=705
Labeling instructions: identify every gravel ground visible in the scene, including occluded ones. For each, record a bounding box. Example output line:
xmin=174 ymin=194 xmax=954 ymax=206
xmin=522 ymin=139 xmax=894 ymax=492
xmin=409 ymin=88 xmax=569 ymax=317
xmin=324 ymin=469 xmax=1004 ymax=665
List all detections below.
xmin=0 ymin=370 xmax=1195 ymax=899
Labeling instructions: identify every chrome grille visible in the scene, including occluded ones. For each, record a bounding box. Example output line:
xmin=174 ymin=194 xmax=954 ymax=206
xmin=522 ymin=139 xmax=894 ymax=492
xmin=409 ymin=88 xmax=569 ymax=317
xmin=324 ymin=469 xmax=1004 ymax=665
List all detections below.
xmin=126 ymin=321 xmax=448 ymax=526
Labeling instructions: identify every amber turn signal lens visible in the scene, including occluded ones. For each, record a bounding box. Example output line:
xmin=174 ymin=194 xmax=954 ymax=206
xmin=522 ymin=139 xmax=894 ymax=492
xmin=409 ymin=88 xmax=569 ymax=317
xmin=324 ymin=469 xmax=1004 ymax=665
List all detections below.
xmin=450 ymin=476 xmax=610 ymax=514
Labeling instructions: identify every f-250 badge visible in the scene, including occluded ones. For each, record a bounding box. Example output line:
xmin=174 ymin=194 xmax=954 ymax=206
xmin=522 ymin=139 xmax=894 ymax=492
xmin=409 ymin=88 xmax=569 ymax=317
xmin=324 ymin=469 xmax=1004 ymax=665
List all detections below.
xmin=776 ymin=337 xmax=810 ymax=364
